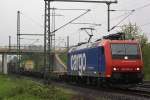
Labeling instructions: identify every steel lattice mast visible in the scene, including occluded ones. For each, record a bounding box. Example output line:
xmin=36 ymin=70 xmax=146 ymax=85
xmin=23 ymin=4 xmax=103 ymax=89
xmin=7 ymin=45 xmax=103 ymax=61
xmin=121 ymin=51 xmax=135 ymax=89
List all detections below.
xmin=44 ymin=1 xmax=51 ymax=79
xmin=43 ymin=0 xmax=118 ymax=80
xmin=44 ymin=0 xmax=118 ymax=32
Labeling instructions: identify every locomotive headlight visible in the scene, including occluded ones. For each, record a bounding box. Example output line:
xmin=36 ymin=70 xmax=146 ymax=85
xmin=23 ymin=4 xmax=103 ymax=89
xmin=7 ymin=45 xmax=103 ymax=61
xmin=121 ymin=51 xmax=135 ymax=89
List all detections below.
xmin=113 ymin=68 xmax=117 ymax=71
xmin=136 ymin=68 xmax=140 ymax=71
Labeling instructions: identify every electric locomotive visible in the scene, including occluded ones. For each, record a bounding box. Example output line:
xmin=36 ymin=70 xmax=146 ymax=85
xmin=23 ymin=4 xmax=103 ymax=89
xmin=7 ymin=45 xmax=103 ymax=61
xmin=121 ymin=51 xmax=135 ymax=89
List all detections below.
xmin=67 ymin=33 xmax=143 ymax=85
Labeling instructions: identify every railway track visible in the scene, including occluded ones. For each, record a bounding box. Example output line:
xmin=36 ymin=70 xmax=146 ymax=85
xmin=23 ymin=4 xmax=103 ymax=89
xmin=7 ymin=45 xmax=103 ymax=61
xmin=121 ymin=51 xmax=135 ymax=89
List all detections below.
xmin=15 ymin=74 xmax=150 ymax=100
xmin=127 ymin=81 xmax=150 ymax=98
xmin=49 ymin=80 xmax=150 ymax=100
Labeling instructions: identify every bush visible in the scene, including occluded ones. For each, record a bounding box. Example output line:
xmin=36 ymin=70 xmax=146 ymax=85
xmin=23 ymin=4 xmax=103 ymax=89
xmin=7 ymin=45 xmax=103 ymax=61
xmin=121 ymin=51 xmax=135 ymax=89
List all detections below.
xmin=142 ymin=44 xmax=150 ymax=80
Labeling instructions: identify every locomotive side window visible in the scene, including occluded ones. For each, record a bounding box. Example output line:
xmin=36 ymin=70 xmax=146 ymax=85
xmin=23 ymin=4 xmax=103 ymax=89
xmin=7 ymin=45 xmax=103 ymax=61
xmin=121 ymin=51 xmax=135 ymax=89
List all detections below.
xmin=111 ymin=43 xmax=140 ymax=59
xmin=101 ymin=47 xmax=104 ymax=54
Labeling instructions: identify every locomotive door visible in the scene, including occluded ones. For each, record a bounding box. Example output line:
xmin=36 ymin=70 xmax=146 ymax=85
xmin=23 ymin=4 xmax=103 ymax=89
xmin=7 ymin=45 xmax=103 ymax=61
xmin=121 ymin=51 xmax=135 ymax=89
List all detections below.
xmin=99 ymin=47 xmax=106 ymax=77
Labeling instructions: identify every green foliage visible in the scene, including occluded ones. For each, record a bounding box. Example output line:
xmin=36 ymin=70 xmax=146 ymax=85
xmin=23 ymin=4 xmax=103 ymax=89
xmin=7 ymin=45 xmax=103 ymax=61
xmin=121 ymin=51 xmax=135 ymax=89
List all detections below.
xmin=119 ymin=22 xmax=148 ymax=47
xmin=0 ymin=75 xmax=73 ymax=100
xmin=142 ymin=44 xmax=150 ymax=80
xmin=140 ymin=35 xmax=148 ymax=48
xmin=59 ymin=53 xmax=67 ymax=65
xmin=20 ymin=53 xmax=44 ymax=70
xmin=120 ymin=22 xmax=140 ymax=39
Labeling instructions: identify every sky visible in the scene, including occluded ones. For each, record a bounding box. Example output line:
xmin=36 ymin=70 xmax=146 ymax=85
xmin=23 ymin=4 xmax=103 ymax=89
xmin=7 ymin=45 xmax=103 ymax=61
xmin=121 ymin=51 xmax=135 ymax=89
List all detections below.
xmin=0 ymin=0 xmax=150 ymax=47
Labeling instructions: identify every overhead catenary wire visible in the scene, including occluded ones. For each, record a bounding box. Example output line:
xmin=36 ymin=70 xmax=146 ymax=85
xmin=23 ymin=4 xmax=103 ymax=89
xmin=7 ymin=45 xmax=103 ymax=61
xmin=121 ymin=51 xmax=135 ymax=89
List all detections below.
xmin=22 ymin=39 xmax=40 ymax=46
xmin=71 ymin=22 xmax=101 ymax=26
xmin=134 ymin=3 xmax=150 ymax=11
xmin=135 ymin=3 xmax=150 ymax=27
xmin=19 ymin=33 xmax=44 ymax=36
xmin=20 ymin=12 xmax=44 ymax=28
xmin=101 ymin=12 xmax=130 ymax=25
xmin=110 ymin=9 xmax=134 ymax=12
xmin=108 ymin=2 xmax=150 ymax=31
xmin=46 ymin=0 xmax=118 ymax=4
xmin=50 ymin=8 xmax=89 ymax=11
xmin=140 ymin=22 xmax=150 ymax=27
xmin=51 ymin=9 xmax=91 ymax=33
xmin=29 ymin=39 xmax=40 ymax=45
xmin=110 ymin=10 xmax=135 ymax=31
xmin=19 ymin=38 xmax=40 ymax=41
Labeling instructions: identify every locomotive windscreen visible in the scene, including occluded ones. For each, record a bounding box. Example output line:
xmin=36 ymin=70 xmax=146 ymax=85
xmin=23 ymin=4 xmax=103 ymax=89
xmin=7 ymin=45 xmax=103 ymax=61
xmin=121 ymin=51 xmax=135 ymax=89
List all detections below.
xmin=111 ymin=43 xmax=141 ymax=59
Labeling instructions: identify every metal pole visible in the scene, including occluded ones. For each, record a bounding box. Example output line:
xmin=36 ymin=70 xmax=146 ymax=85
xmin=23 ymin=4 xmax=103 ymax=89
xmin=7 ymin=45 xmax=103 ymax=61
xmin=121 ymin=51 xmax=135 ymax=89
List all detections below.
xmin=50 ymin=7 xmax=57 ymax=52
xmin=51 ymin=7 xmax=55 ymax=72
xmin=53 ymin=7 xmax=56 ymax=51
xmin=17 ymin=11 xmax=21 ymax=68
xmin=47 ymin=1 xmax=51 ymax=72
xmin=107 ymin=3 xmax=110 ymax=32
xmin=44 ymin=1 xmax=48 ymax=79
xmin=67 ymin=36 xmax=69 ymax=51
xmin=9 ymin=36 xmax=11 ymax=50
xmin=51 ymin=7 xmax=54 ymax=50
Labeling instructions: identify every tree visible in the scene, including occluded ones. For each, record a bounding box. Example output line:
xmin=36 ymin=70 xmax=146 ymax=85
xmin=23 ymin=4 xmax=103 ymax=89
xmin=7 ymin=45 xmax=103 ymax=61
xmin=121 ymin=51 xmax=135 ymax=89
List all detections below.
xmin=119 ymin=22 xmax=148 ymax=47
xmin=20 ymin=53 xmax=44 ymax=70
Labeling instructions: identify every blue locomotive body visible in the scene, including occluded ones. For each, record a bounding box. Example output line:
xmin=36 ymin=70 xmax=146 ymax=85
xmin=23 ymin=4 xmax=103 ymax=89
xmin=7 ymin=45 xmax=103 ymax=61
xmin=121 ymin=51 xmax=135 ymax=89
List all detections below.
xmin=67 ymin=45 xmax=105 ymax=77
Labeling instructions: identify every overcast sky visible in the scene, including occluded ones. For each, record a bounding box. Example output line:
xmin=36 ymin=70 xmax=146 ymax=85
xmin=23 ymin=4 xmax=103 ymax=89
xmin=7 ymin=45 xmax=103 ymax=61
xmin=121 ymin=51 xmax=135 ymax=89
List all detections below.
xmin=0 ymin=0 xmax=150 ymax=47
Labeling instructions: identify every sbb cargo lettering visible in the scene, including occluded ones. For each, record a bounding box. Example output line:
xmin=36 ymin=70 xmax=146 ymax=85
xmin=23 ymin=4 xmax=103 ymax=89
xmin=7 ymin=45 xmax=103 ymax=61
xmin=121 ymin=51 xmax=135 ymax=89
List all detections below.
xmin=71 ymin=53 xmax=86 ymax=75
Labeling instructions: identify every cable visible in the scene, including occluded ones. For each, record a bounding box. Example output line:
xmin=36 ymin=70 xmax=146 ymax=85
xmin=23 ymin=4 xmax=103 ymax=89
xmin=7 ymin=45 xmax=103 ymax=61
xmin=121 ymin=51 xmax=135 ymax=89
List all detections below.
xmin=140 ymin=22 xmax=150 ymax=27
xmin=110 ymin=10 xmax=135 ymax=31
xmin=51 ymin=8 xmax=89 ymax=11
xmin=99 ymin=11 xmax=133 ymax=27
xmin=110 ymin=9 xmax=134 ymax=12
xmin=20 ymin=38 xmax=40 ymax=41
xmin=109 ymin=2 xmax=150 ymax=31
xmin=134 ymin=3 xmax=150 ymax=11
xmin=110 ymin=12 xmax=130 ymax=21
xmin=20 ymin=12 xmax=44 ymax=28
xmin=29 ymin=39 xmax=40 ymax=45
xmin=51 ymin=9 xmax=91 ymax=33
xmin=71 ymin=22 xmax=101 ymax=26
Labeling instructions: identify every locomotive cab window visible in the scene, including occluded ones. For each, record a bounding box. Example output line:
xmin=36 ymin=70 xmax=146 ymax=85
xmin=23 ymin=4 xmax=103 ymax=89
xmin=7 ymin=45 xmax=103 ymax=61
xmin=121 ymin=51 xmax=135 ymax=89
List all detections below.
xmin=111 ymin=43 xmax=140 ymax=59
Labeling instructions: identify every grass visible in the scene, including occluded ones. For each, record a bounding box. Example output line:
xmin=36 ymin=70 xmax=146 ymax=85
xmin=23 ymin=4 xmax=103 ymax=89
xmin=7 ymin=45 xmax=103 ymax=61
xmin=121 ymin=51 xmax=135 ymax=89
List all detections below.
xmin=0 ymin=74 xmax=74 ymax=100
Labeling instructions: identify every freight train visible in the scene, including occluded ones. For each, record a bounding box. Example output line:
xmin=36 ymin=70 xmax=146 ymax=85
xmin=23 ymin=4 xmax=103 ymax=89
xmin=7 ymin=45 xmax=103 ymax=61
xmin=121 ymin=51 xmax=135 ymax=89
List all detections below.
xmin=67 ymin=33 xmax=144 ymax=85
xmin=9 ymin=33 xmax=144 ymax=86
